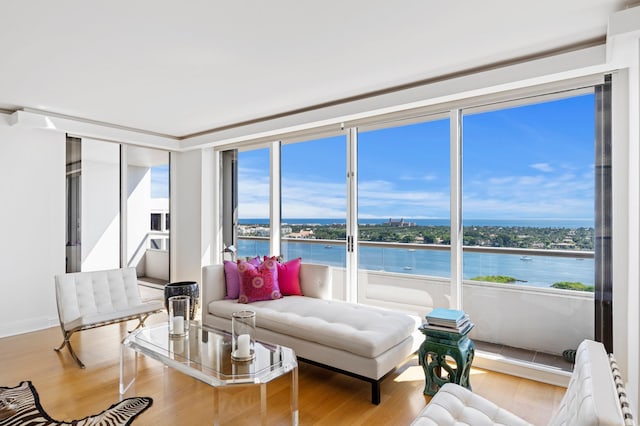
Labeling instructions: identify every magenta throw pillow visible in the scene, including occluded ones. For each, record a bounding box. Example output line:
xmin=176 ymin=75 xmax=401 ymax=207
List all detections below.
xmin=224 ymin=256 xmax=260 ymax=299
xmin=237 ymin=257 xmax=282 ymax=303
xmin=277 ymin=258 xmax=303 ymax=296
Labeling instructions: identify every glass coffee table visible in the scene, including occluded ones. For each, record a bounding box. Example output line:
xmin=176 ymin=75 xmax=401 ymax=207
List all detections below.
xmin=120 ymin=321 xmax=298 ymax=425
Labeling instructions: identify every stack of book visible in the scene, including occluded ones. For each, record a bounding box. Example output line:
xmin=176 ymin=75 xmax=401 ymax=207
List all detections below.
xmin=423 ymin=308 xmax=473 ymax=335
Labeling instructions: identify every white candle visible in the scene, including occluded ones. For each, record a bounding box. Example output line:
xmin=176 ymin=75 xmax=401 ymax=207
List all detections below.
xmin=173 ymin=316 xmax=184 ymax=334
xmin=237 ymin=333 xmax=250 ymax=357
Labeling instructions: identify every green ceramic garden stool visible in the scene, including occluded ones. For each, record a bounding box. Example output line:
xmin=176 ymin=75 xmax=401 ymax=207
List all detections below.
xmin=418 ymin=325 xmax=475 ymax=396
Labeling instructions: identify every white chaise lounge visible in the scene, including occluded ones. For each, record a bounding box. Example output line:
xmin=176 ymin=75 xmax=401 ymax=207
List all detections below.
xmin=54 ymin=267 xmax=164 ymax=368
xmin=202 ymin=263 xmax=422 ymax=404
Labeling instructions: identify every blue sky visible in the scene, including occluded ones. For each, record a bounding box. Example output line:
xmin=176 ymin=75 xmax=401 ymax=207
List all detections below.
xmin=214 ymin=92 xmax=595 ymax=222
xmin=151 ymin=164 xmax=169 ymax=198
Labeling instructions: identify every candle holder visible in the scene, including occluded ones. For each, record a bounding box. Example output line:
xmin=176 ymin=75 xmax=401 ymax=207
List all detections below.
xmin=231 ymin=310 xmax=256 ymax=361
xmin=168 ymin=295 xmax=190 ymax=338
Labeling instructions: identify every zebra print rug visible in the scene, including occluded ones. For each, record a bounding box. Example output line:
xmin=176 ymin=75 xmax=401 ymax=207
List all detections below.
xmin=0 ymin=381 xmax=152 ymax=425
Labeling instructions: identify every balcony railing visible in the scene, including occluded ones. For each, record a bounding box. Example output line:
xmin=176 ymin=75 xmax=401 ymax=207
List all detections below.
xmin=239 ymin=236 xmax=594 ymax=360
xmin=126 ymin=231 xmax=170 ymax=282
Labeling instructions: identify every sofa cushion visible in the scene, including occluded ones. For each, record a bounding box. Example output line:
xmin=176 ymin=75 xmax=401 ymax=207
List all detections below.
xmin=298 ymin=263 xmax=332 ymax=299
xmin=237 ymin=258 xmax=282 ymax=303
xmin=208 ymin=296 xmax=417 ymax=358
xmin=277 ymin=257 xmax=303 ymax=296
xmin=224 ymin=257 xmax=260 ymax=299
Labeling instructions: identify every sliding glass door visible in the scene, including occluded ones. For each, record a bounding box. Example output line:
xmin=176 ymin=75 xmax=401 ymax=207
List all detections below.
xmin=218 ymin=77 xmax=611 ymax=372
xmin=461 ymin=90 xmax=596 ymax=367
xmin=236 ymin=146 xmax=271 ymax=259
xmin=65 ymin=136 xmax=171 ymax=278
xmin=356 ymin=117 xmax=450 ymax=313
xmin=280 ymin=134 xmax=348 ymax=297
xmin=65 ymin=137 xmax=121 ymax=272
xmin=125 ymin=146 xmax=170 ymax=283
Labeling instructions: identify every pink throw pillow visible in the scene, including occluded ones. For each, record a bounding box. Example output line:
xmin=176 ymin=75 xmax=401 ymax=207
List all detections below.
xmin=224 ymin=256 xmax=260 ymax=299
xmin=277 ymin=258 xmax=303 ymax=296
xmin=237 ymin=257 xmax=282 ymax=303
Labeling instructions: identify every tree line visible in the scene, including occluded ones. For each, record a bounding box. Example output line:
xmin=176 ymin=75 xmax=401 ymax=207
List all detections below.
xmin=287 ymin=223 xmax=594 ymax=251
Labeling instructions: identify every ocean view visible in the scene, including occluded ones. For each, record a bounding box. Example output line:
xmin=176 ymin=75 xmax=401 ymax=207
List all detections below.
xmin=237 ymin=218 xmax=595 ymax=288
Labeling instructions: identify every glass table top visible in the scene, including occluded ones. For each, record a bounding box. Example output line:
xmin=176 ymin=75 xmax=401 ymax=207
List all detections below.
xmin=124 ymin=321 xmax=297 ymax=386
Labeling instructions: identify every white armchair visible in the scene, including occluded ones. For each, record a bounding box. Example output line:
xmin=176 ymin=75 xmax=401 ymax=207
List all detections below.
xmin=412 ymin=340 xmax=633 ymax=426
xmin=54 ymin=267 xmax=164 ymax=368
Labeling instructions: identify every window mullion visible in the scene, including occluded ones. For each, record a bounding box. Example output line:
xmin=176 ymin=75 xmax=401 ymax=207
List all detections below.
xmin=346 ymin=127 xmax=358 ymax=304
xmin=450 ymin=108 xmax=463 ymax=309
xmin=270 ymin=141 xmax=282 ymax=257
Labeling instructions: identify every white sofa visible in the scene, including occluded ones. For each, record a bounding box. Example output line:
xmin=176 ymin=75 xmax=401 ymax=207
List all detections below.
xmin=202 ymin=263 xmax=422 ymax=404
xmin=54 ymin=267 xmax=164 ymax=368
xmin=411 ymin=339 xmax=634 ymax=425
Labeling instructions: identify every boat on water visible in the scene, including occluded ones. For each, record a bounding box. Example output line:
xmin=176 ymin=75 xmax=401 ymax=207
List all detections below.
xmin=403 ymin=266 xmax=413 ymax=270
xmin=520 ymin=256 xmax=533 ymax=261
xmin=324 ymin=245 xmax=333 ymax=249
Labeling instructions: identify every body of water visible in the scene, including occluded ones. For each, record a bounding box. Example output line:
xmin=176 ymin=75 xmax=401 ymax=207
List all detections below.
xmin=238 ymin=239 xmax=594 ymax=288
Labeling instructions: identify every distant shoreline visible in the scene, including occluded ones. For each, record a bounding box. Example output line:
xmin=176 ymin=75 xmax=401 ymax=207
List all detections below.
xmin=239 ymin=218 xmax=595 ymax=229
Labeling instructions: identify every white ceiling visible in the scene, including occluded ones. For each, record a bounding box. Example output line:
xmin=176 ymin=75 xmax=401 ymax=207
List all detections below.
xmin=0 ymin=1 xmax=633 ymax=138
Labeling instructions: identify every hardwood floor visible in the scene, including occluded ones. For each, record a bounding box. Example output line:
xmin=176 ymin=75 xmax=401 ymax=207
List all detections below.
xmin=0 ymin=307 xmax=566 ymax=425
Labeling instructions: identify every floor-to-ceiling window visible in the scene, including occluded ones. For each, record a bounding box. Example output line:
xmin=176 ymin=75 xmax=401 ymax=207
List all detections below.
xmin=236 ymin=146 xmax=271 ymax=259
xmin=461 ymin=90 xmax=597 ymax=366
xmin=125 ymin=146 xmax=170 ymax=283
xmin=66 ymin=136 xmax=171 ymax=279
xmin=221 ymin=77 xmax=610 ymax=373
xmin=65 ymin=137 xmax=82 ymax=272
xmin=357 ymin=116 xmax=451 ymax=313
xmin=65 ymin=136 xmax=120 ymax=272
xmin=280 ymin=134 xmax=349 ymax=297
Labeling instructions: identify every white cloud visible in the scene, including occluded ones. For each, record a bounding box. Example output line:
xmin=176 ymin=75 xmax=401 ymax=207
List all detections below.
xmin=488 ymin=177 xmax=514 ymax=185
xmin=399 ymin=173 xmax=438 ymax=181
xmin=530 ymin=162 xmax=553 ymax=172
xmin=237 ymin=160 xmax=594 ymax=220
xmin=517 ymin=175 xmax=545 ymax=186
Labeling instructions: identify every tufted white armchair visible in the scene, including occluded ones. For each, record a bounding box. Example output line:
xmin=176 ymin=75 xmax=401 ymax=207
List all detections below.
xmin=411 ymin=339 xmax=633 ymax=426
xmin=54 ymin=267 xmax=164 ymax=368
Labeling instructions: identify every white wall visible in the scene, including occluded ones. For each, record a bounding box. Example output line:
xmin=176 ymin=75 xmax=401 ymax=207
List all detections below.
xmin=81 ymin=138 xmax=120 ymax=271
xmin=607 ymin=7 xmax=640 ymax=413
xmin=145 ymin=249 xmax=169 ymax=280
xmin=126 ymin=164 xmax=151 ymax=269
xmin=171 ymin=149 xmax=205 ymax=283
xmin=0 ymin=117 xmax=65 ymax=337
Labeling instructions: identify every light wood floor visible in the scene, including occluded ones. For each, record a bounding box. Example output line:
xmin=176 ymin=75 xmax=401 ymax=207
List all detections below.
xmin=0 ymin=309 xmax=566 ymax=425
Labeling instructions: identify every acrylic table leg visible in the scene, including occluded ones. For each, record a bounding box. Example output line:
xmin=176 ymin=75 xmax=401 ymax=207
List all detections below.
xmin=119 ymin=343 xmax=137 ymax=397
xmin=212 ymin=387 xmax=219 ymax=426
xmin=260 ymin=383 xmax=267 ymax=426
xmin=291 ymin=366 xmax=299 ymax=426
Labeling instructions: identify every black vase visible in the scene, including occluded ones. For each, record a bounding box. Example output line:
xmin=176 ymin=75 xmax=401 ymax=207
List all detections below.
xmin=164 ymin=281 xmax=199 ymax=320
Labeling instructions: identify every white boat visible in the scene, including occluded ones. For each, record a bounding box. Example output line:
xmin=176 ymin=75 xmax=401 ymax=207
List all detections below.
xmin=520 ymin=256 xmax=533 ymax=261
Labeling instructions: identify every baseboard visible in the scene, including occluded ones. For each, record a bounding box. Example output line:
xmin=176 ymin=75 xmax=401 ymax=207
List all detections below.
xmin=474 ymin=350 xmax=571 ymax=387
xmin=0 ymin=316 xmax=58 ymax=339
